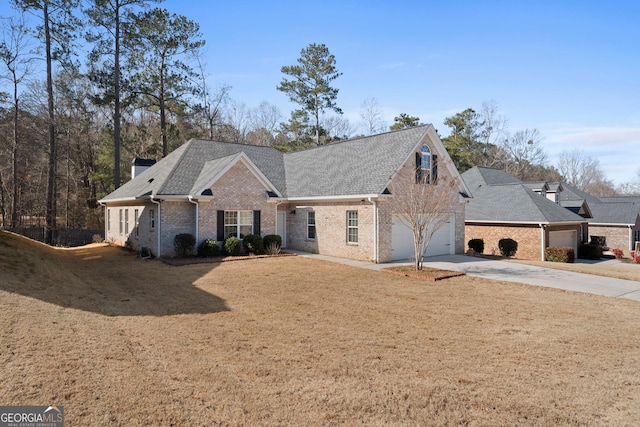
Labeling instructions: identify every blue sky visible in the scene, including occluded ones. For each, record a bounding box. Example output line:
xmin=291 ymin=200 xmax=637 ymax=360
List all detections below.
xmin=3 ymin=1 xmax=639 ymax=185
xmin=161 ymin=0 xmax=640 ymax=185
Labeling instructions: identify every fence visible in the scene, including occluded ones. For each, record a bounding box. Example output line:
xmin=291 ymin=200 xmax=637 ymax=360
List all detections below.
xmin=6 ymin=227 xmax=104 ymax=247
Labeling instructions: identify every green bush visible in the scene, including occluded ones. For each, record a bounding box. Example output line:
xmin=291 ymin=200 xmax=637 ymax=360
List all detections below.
xmin=498 ymin=238 xmax=518 ymax=257
xmin=243 ymin=234 xmax=264 ymax=255
xmin=263 ymin=234 xmax=282 ymax=250
xmin=468 ymin=238 xmax=484 ymax=254
xmin=224 ymin=236 xmax=241 ymax=256
xmin=197 ymin=239 xmax=220 ymax=257
xmin=545 ymin=246 xmax=575 ymax=263
xmin=578 ymin=244 xmax=603 ymax=260
xmin=174 ymin=233 xmax=196 ymax=257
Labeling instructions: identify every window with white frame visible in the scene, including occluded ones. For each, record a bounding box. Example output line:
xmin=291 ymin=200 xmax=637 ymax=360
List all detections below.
xmin=119 ymin=209 xmax=123 ymax=234
xmin=150 ymin=209 xmax=156 ymax=230
xmin=416 ymin=145 xmax=438 ymax=184
xmin=224 ymin=210 xmax=253 ymax=239
xmin=347 ymin=210 xmax=358 ymax=243
xmin=134 ymin=209 xmax=139 ymax=237
xmin=124 ymin=209 xmax=129 ymax=234
xmin=307 ymin=211 xmax=316 ymax=239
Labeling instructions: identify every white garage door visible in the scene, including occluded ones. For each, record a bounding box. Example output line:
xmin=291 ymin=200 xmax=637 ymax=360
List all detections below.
xmin=391 ymin=215 xmax=453 ymax=261
xmin=549 ymin=230 xmax=577 ymax=254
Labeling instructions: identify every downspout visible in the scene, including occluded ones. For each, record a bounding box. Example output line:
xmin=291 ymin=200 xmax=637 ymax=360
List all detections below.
xmin=188 ymin=196 xmax=199 ymax=245
xmin=151 ymin=197 xmax=161 ymax=257
xmin=540 ymin=223 xmax=546 ymax=261
xmin=368 ymin=197 xmax=379 ymax=263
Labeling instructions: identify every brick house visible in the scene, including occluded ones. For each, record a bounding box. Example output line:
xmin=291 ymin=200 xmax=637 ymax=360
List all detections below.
xmin=99 ymin=125 xmax=470 ymax=262
xmin=558 ymin=186 xmax=640 ymax=252
xmin=461 ymin=167 xmax=588 ymax=260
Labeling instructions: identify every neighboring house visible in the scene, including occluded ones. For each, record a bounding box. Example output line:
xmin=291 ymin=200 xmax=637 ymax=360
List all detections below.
xmin=461 ymin=167 xmax=588 ymax=261
xmin=99 ymin=125 xmax=471 ymax=262
xmin=559 ymin=185 xmax=640 ymax=252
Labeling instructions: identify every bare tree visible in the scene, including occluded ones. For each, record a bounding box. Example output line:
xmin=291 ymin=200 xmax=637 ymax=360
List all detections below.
xmin=502 ymin=128 xmax=547 ymax=180
xmin=0 ymin=13 xmax=36 ymax=227
xmin=359 ymin=97 xmax=385 ymax=135
xmin=246 ymin=100 xmax=281 ymax=145
xmin=557 ymin=148 xmax=610 ymax=192
xmin=321 ymin=114 xmax=354 ymax=141
xmin=618 ymin=167 xmax=640 ymax=195
xmin=221 ymin=99 xmax=248 ymax=144
xmin=389 ymin=158 xmax=460 ymax=270
xmin=477 ymin=100 xmax=509 ymax=168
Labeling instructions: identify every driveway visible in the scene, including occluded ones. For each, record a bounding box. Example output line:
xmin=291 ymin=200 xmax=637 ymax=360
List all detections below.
xmin=422 ymin=255 xmax=640 ymax=302
xmin=291 ymin=251 xmax=640 ymax=302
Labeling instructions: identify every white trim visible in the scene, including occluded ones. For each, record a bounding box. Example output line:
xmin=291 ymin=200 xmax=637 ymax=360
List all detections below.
xmin=287 ymin=194 xmax=382 ymax=202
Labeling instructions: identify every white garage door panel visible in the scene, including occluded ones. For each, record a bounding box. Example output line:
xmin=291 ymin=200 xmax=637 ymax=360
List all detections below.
xmin=391 ymin=215 xmax=453 ymax=261
xmin=549 ymin=230 xmax=577 ymax=253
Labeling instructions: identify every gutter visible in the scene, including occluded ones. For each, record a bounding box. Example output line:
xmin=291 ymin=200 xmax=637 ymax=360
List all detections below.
xmin=540 ymin=223 xmax=546 ymax=261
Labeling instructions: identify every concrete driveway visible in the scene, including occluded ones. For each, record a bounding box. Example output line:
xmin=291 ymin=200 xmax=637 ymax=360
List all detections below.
xmin=421 ymin=255 xmax=640 ymax=302
xmin=291 ymin=251 xmax=640 ymax=302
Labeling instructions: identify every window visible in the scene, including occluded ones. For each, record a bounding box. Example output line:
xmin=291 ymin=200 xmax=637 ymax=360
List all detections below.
xmin=347 ymin=210 xmax=358 ymax=243
xmin=635 ymin=230 xmax=640 ymax=243
xmin=416 ymin=145 xmax=438 ymax=184
xmin=150 ymin=209 xmax=156 ymax=230
xmin=134 ymin=209 xmax=139 ymax=237
xmin=224 ymin=210 xmax=254 ymax=239
xmin=124 ymin=209 xmax=129 ymax=234
xmin=307 ymin=211 xmax=316 ymax=239
xmin=119 ymin=209 xmax=123 ymax=234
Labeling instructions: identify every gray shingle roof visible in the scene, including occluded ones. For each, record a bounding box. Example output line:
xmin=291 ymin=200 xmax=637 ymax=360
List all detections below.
xmin=560 ymin=184 xmax=640 ymax=225
xmin=100 ymin=126 xmax=436 ymax=202
xmin=462 ymin=166 xmax=585 ymax=223
xmin=284 ymin=126 xmax=428 ymax=197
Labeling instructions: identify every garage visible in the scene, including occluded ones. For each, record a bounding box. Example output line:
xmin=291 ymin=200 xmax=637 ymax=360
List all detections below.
xmin=549 ymin=230 xmax=577 ymax=254
xmin=391 ymin=215 xmax=453 ymax=261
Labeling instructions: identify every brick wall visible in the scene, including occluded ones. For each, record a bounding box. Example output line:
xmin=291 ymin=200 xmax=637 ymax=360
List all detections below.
xmin=466 ymin=223 xmax=542 ymax=260
xmin=286 ymin=202 xmax=375 ymax=262
xmin=198 ymin=161 xmax=277 ymax=244
xmin=105 ymin=204 xmax=158 ymax=255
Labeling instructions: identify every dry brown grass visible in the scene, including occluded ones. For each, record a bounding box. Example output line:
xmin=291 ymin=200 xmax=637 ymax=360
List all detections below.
xmin=509 ymin=258 xmax=640 ymax=282
xmin=2 ymin=230 xmax=640 ymax=426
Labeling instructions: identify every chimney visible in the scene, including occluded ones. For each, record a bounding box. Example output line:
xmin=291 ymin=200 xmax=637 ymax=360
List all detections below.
xmin=132 ymin=158 xmax=156 ymax=178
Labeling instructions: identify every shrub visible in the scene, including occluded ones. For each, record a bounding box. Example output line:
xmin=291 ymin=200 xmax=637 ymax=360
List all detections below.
xmin=224 ymin=236 xmax=241 ymax=256
xmin=263 ymin=234 xmax=282 ymax=250
xmin=611 ymin=248 xmax=624 ymax=259
xmin=174 ymin=233 xmax=196 ymax=257
xmin=578 ymin=244 xmax=603 ymax=260
xmin=631 ymin=251 xmax=640 ymax=264
xmin=498 ymin=238 xmax=518 ymax=257
xmin=197 ymin=239 xmax=220 ymax=257
xmin=243 ymin=234 xmax=264 ymax=255
xmin=545 ymin=246 xmax=575 ymax=263
xmin=467 ymin=238 xmax=484 ymax=254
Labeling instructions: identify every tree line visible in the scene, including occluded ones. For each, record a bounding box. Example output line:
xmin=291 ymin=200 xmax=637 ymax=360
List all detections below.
xmin=0 ymin=0 xmax=631 ymax=242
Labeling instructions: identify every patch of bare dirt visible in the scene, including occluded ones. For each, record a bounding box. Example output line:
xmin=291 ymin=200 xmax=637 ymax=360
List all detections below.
xmin=1 ymin=231 xmax=640 ymax=425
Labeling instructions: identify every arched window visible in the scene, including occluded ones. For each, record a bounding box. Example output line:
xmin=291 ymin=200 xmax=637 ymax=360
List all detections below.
xmin=415 ymin=145 xmax=438 ymax=184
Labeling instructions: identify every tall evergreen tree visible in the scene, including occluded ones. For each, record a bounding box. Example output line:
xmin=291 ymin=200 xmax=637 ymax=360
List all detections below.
xmin=125 ymin=7 xmax=204 ymax=157
xmin=277 ymin=43 xmax=342 ymax=146
xmin=84 ymin=0 xmax=161 ymax=189
xmin=13 ymin=0 xmax=81 ymax=243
